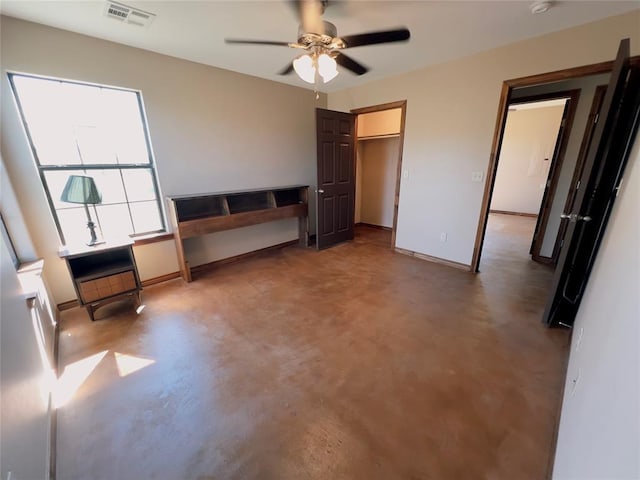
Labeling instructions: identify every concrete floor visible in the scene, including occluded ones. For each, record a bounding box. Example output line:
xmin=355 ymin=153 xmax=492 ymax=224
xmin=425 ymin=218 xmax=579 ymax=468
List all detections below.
xmin=57 ymin=217 xmax=568 ymax=479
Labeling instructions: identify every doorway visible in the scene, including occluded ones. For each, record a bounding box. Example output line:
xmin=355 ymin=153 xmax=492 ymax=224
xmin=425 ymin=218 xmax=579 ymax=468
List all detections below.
xmin=486 ymin=90 xmax=577 ymax=270
xmin=473 ymin=68 xmax=615 ymax=272
xmin=351 ymin=101 xmax=406 ymax=248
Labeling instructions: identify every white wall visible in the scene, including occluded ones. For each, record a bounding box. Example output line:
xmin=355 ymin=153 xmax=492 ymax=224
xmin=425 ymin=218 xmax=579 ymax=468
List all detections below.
xmin=0 ymin=230 xmax=52 ymax=480
xmin=1 ymin=16 xmax=326 ymax=304
xmin=329 ymin=10 xmax=640 ymax=266
xmin=358 ymin=137 xmax=400 ymax=228
xmin=1 ymin=151 xmax=56 ymax=480
xmin=552 ymin=130 xmax=640 ymax=479
xmin=490 ymin=105 xmax=565 ymax=214
xmin=512 ymin=73 xmax=611 ymax=258
xmin=357 ymin=108 xmax=402 ymax=138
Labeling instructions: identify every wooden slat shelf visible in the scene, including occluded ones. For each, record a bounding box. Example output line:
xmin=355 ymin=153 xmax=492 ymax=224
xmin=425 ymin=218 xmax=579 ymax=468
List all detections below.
xmin=168 ymin=185 xmax=309 ymax=282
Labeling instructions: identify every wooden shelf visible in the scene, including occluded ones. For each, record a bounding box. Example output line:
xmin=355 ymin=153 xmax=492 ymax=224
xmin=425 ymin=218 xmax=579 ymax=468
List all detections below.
xmin=357 ymin=133 xmax=400 ymax=141
xmin=168 ymin=185 xmax=309 ymax=282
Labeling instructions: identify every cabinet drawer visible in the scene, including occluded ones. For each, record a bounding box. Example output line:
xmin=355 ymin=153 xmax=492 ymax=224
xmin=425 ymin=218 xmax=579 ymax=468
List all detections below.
xmin=79 ymin=271 xmax=137 ymax=304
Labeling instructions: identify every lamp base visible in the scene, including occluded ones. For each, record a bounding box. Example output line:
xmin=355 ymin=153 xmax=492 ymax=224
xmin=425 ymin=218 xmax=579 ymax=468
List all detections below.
xmin=86 ymin=220 xmax=104 ymax=247
xmin=86 ymin=239 xmax=106 ymax=247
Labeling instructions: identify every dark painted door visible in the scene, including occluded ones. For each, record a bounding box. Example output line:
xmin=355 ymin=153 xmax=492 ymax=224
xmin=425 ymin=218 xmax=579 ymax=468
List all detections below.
xmin=543 ymin=39 xmax=640 ymax=327
xmin=316 ymin=108 xmax=356 ymax=249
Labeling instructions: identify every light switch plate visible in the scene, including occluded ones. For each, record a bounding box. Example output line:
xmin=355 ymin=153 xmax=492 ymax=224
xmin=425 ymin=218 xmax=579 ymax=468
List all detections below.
xmin=471 ymin=171 xmax=484 ymax=182
xmin=402 ymin=169 xmax=409 ymax=179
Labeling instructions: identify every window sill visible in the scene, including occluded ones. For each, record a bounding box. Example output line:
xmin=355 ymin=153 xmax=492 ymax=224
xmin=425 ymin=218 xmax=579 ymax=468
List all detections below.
xmin=131 ymin=232 xmax=175 ymax=246
xmin=17 ymin=259 xmax=44 ymax=300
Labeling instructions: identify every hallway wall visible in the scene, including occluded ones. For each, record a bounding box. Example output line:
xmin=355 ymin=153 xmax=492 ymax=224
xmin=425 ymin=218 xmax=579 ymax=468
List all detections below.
xmin=552 ymin=126 xmax=640 ymax=480
xmin=490 ymin=105 xmax=565 ymax=214
xmin=358 ymin=137 xmax=400 ymax=228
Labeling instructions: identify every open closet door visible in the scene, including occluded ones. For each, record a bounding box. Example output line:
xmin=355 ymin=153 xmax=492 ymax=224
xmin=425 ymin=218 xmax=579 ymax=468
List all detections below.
xmin=543 ymin=39 xmax=640 ymax=327
xmin=315 ymin=108 xmax=356 ymax=249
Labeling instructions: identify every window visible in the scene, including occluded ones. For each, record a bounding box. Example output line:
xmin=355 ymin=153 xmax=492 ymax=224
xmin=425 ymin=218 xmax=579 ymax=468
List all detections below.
xmin=9 ymin=73 xmax=165 ymax=245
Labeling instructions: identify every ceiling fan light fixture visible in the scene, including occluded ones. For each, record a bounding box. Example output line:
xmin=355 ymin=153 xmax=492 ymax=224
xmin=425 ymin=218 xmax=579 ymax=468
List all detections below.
xmin=318 ymin=53 xmax=339 ymax=83
xmin=293 ymin=54 xmax=316 ymax=83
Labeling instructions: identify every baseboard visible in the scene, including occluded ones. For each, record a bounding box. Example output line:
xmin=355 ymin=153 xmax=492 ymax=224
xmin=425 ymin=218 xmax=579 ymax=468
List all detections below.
xmin=141 ymin=271 xmax=181 ymax=287
xmin=395 ymin=247 xmax=471 ymax=271
xmin=533 ymin=255 xmax=555 ymax=265
xmin=191 ymin=239 xmax=300 ymax=276
xmin=50 ymin=299 xmax=61 ymax=479
xmin=57 ymin=299 xmax=78 ymax=311
xmin=49 ymin=394 xmax=57 ymax=480
xmin=490 ymin=209 xmax=538 ymax=218
xmin=356 ymin=222 xmax=392 ymax=231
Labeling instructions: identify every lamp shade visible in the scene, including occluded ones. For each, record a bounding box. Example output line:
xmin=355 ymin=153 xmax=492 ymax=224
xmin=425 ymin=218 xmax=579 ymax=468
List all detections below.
xmin=60 ymin=175 xmax=102 ymax=205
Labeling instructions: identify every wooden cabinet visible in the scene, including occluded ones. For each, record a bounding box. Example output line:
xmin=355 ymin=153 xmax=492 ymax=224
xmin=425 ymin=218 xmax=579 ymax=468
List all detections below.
xmin=168 ymin=185 xmax=309 ymax=282
xmin=59 ymin=240 xmax=142 ymax=321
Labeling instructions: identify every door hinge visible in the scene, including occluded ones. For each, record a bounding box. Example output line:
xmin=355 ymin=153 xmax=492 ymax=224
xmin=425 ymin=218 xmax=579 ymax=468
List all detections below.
xmin=594 ymin=113 xmax=599 ymax=124
xmin=561 ymin=118 xmax=567 ymax=128
xmin=575 ymin=180 xmax=581 ymax=191
xmin=615 ymin=178 xmax=624 ymax=197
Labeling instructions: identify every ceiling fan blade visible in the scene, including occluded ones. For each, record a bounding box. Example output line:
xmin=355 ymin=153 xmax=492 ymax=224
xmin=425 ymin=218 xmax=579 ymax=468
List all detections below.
xmin=335 ymin=53 xmax=368 ymax=76
xmin=279 ymin=63 xmax=295 ymax=75
xmin=225 ymin=39 xmax=291 ymax=47
xmin=290 ymin=0 xmax=326 ymax=34
xmin=340 ymin=28 xmax=410 ymax=48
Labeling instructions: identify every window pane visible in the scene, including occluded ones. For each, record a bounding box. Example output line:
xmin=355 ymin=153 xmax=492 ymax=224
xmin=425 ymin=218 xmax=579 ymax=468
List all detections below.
xmin=94 ymin=204 xmax=133 ymax=239
xmin=57 ymin=207 xmax=92 ymax=244
xmin=91 ymin=170 xmax=127 ymax=204
xmin=101 ymin=89 xmax=150 ymax=164
xmin=122 ymin=169 xmax=156 ymax=202
xmin=12 ymin=76 xmax=82 ymax=165
xmin=75 ymin=125 xmax=118 ymax=165
xmin=130 ymin=201 xmax=163 ymax=234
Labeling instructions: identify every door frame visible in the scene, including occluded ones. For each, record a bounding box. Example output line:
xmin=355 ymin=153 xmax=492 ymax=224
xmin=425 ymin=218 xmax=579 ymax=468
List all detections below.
xmin=350 ymin=100 xmax=407 ymax=248
xmin=503 ymin=89 xmax=580 ymax=264
xmin=471 ymin=56 xmax=640 ymax=272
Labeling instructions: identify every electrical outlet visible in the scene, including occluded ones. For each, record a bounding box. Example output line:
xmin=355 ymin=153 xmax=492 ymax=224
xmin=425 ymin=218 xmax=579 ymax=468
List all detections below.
xmin=402 ymin=169 xmax=409 ymax=179
xmin=440 ymin=232 xmax=447 ymax=242
xmin=575 ymin=327 xmax=584 ymax=352
xmin=570 ymin=368 xmax=581 ymax=396
xmin=471 ymin=171 xmax=484 ymax=182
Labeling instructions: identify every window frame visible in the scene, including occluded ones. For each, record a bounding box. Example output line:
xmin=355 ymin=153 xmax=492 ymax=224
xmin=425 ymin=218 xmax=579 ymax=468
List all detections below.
xmin=8 ymin=72 xmax=166 ymax=245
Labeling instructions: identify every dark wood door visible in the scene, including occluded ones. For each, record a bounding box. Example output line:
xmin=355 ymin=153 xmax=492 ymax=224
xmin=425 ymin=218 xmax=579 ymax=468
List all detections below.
xmin=543 ymin=39 xmax=640 ymax=327
xmin=316 ymin=108 xmax=356 ymax=249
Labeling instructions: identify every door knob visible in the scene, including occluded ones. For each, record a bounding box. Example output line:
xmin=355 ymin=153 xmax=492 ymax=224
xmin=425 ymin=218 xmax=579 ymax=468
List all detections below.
xmin=317 ymin=189 xmax=325 ymax=194
xmin=560 ymin=213 xmax=592 ymax=222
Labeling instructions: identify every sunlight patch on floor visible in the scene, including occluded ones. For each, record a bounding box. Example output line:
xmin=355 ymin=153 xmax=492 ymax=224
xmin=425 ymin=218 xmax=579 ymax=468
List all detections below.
xmin=54 ymin=350 xmax=108 ymax=407
xmin=114 ymin=352 xmax=155 ymax=378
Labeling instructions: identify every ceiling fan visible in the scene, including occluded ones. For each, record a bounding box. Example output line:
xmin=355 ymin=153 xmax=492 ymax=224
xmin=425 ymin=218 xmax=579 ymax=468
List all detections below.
xmin=225 ymin=0 xmax=410 ymax=85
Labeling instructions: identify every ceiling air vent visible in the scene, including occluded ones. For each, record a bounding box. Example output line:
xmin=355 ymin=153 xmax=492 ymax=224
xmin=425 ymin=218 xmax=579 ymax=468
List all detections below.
xmin=104 ymin=1 xmax=155 ymax=27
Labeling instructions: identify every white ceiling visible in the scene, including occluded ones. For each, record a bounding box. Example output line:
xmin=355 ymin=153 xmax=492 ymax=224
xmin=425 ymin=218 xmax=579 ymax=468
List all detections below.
xmin=1 ymin=1 xmax=638 ymax=93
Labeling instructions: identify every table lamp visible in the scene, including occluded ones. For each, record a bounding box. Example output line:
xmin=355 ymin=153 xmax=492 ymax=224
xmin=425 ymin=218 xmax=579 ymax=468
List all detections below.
xmin=60 ymin=175 xmax=103 ymax=246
